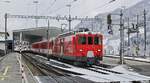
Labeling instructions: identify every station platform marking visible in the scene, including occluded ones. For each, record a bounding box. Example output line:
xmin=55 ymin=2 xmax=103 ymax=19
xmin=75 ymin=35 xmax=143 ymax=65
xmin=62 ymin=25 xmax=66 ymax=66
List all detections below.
xmin=0 ymin=66 xmax=10 ymax=80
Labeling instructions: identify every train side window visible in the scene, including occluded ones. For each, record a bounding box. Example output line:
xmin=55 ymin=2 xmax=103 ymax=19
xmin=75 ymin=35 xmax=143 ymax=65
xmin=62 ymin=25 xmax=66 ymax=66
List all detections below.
xmin=78 ymin=36 xmax=86 ymax=44
xmin=94 ymin=37 xmax=102 ymax=45
xmin=88 ymin=37 xmax=93 ymax=45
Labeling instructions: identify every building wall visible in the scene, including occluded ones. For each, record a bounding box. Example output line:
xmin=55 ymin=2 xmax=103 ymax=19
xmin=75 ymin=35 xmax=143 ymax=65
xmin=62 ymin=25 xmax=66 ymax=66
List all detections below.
xmin=0 ymin=43 xmax=5 ymax=50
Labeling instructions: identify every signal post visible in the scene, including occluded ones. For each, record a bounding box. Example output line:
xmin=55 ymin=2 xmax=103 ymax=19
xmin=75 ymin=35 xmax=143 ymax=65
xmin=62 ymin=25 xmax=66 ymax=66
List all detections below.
xmin=107 ymin=10 xmax=125 ymax=64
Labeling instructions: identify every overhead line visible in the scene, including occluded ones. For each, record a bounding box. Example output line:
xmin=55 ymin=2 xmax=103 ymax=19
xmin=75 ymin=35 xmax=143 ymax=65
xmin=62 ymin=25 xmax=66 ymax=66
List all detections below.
xmin=40 ymin=0 xmax=57 ymax=15
xmin=80 ymin=0 xmax=116 ymax=16
xmin=48 ymin=0 xmax=78 ymax=15
xmin=6 ymin=14 xmax=102 ymax=21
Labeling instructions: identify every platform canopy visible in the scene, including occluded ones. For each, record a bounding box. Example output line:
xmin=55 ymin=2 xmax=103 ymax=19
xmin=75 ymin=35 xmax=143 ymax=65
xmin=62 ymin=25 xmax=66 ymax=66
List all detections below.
xmin=13 ymin=26 xmax=64 ymax=43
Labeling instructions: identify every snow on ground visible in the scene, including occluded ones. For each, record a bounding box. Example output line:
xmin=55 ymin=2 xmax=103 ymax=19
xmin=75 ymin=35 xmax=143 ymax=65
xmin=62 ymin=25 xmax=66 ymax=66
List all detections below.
xmin=111 ymin=65 xmax=150 ymax=83
xmin=33 ymin=54 xmax=150 ymax=82
xmin=46 ymin=59 xmax=150 ymax=82
xmin=105 ymin=54 xmax=150 ymax=62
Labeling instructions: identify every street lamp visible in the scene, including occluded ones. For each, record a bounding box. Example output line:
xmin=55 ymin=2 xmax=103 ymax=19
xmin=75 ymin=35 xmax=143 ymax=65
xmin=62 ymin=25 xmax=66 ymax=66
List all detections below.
xmin=33 ymin=0 xmax=39 ymax=28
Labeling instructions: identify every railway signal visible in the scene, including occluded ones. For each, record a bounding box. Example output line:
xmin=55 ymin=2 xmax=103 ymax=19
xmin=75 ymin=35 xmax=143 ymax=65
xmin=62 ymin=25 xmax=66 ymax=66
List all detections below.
xmin=107 ymin=14 xmax=112 ymax=25
xmin=107 ymin=14 xmax=113 ymax=35
xmin=106 ymin=10 xmax=125 ymax=64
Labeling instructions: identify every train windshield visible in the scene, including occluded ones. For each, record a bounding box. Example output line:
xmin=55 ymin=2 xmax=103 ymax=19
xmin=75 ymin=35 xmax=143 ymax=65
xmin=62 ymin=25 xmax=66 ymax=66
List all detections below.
xmin=94 ymin=37 xmax=102 ymax=45
xmin=78 ymin=36 xmax=86 ymax=44
xmin=88 ymin=37 xmax=93 ymax=45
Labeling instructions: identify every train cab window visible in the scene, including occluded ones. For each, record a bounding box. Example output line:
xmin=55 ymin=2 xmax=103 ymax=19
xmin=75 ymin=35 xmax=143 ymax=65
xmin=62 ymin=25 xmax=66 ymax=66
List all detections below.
xmin=78 ymin=36 xmax=86 ymax=44
xmin=94 ymin=37 xmax=102 ymax=45
xmin=88 ymin=37 xmax=93 ymax=45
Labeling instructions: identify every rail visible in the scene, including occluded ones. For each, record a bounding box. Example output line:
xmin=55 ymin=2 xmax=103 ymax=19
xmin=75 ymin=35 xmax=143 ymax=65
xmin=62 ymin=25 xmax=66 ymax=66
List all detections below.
xmin=22 ymin=53 xmax=81 ymax=83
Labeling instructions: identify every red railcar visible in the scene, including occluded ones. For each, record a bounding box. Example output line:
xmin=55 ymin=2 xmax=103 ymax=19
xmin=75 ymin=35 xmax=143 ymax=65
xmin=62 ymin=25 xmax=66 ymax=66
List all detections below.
xmin=32 ymin=31 xmax=103 ymax=65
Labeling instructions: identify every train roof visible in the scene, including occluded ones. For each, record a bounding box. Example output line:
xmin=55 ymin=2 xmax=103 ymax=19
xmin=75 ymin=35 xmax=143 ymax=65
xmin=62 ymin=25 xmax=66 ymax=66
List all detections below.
xmin=57 ymin=31 xmax=102 ymax=38
xmin=32 ymin=40 xmax=48 ymax=44
xmin=75 ymin=31 xmax=102 ymax=35
xmin=32 ymin=30 xmax=103 ymax=44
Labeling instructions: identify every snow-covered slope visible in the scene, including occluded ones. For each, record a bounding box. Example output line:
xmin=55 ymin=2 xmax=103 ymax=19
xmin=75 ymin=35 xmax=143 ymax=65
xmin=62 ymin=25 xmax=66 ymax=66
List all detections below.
xmin=75 ymin=0 xmax=150 ymax=56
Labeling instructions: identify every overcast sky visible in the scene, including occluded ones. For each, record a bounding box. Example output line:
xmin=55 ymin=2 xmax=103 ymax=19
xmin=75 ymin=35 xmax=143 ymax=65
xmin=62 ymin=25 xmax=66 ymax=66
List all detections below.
xmin=0 ymin=0 xmax=143 ymax=39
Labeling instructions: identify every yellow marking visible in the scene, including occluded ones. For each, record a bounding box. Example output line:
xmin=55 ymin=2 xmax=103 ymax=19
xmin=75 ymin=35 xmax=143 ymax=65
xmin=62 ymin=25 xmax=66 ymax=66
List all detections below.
xmin=1 ymin=66 xmax=10 ymax=80
xmin=0 ymin=76 xmax=8 ymax=78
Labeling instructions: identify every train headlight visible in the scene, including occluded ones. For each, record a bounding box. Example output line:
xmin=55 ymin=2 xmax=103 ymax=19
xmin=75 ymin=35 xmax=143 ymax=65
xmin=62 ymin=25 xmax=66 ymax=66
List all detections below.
xmin=79 ymin=49 xmax=83 ymax=52
xmin=98 ymin=49 xmax=101 ymax=52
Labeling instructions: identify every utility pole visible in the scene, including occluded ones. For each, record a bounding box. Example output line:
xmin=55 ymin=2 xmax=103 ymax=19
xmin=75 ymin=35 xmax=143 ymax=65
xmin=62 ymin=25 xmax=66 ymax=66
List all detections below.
xmin=66 ymin=3 xmax=72 ymax=31
xmin=19 ymin=32 xmax=22 ymax=53
xmin=143 ymin=9 xmax=147 ymax=56
xmin=4 ymin=13 xmax=8 ymax=55
xmin=136 ymin=15 xmax=139 ymax=56
xmin=119 ymin=9 xmax=124 ymax=64
xmin=106 ymin=10 xmax=125 ymax=64
xmin=92 ymin=21 xmax=94 ymax=31
xmin=127 ymin=18 xmax=130 ymax=56
xmin=33 ymin=0 xmax=38 ymax=28
xmin=68 ymin=14 xmax=72 ymax=31
xmin=47 ymin=20 xmax=50 ymax=60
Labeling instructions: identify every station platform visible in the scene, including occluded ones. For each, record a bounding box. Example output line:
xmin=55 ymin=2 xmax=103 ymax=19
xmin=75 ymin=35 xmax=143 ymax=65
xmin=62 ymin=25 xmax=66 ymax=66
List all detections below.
xmin=0 ymin=52 xmax=21 ymax=83
xmin=0 ymin=52 xmax=36 ymax=83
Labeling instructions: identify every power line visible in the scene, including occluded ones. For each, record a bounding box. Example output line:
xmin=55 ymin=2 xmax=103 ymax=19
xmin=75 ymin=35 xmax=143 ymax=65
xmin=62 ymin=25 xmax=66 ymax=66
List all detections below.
xmin=48 ymin=5 xmax=66 ymax=14
xmin=40 ymin=0 xmax=57 ymax=15
xmin=6 ymin=13 xmax=101 ymax=29
xmin=48 ymin=0 xmax=78 ymax=15
xmin=6 ymin=14 xmax=101 ymax=21
xmin=80 ymin=0 xmax=116 ymax=16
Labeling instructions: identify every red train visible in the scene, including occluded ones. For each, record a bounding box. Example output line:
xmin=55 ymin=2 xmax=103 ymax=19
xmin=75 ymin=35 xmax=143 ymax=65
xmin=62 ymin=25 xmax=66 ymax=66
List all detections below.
xmin=31 ymin=30 xmax=103 ymax=65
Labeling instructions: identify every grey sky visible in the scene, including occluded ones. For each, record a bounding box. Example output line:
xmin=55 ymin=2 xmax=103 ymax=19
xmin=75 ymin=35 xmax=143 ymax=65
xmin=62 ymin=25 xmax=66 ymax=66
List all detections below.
xmin=0 ymin=0 xmax=142 ymax=39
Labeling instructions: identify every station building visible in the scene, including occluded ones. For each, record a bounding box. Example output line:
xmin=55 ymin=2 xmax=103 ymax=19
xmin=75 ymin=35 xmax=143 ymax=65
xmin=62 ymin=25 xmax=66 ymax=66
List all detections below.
xmin=13 ymin=26 xmax=63 ymax=51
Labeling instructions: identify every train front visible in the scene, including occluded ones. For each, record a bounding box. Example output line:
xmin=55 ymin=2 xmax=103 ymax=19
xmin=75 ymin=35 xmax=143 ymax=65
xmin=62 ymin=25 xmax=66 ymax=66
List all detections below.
xmin=75 ymin=32 xmax=103 ymax=65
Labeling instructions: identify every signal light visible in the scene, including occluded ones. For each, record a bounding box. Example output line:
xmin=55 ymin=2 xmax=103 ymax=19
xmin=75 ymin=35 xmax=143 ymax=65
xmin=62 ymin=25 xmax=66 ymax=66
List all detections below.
xmin=132 ymin=23 xmax=135 ymax=30
xmin=107 ymin=14 xmax=112 ymax=25
xmin=108 ymin=24 xmax=113 ymax=35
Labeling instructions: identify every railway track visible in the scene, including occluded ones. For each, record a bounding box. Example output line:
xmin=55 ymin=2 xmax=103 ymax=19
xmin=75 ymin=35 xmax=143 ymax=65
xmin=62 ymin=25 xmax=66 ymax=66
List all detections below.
xmin=23 ymin=53 xmax=62 ymax=83
xmin=22 ymin=53 xmax=93 ymax=83
xmin=89 ymin=65 xmax=150 ymax=81
xmin=22 ymin=52 xmax=150 ymax=83
xmin=91 ymin=65 xmax=122 ymax=74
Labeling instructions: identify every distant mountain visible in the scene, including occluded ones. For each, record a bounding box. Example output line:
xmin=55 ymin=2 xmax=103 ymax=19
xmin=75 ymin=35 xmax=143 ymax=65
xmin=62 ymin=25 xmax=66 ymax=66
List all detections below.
xmin=75 ymin=0 xmax=150 ymax=56
xmin=76 ymin=0 xmax=150 ymax=32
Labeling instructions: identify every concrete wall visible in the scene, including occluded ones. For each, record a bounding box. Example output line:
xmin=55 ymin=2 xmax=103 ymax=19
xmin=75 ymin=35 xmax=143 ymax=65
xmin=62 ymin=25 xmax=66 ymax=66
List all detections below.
xmin=0 ymin=43 xmax=5 ymax=50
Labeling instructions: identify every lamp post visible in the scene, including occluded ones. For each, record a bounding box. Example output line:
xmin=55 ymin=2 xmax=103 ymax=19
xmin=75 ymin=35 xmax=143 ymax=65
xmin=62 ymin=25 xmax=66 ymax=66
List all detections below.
xmin=33 ymin=0 xmax=38 ymax=28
